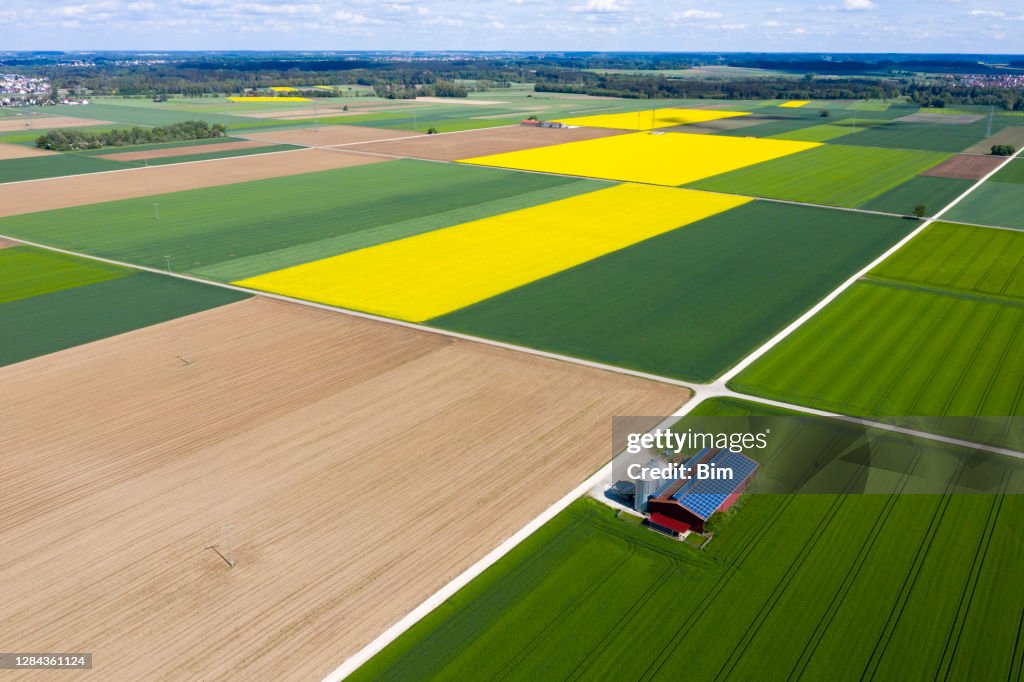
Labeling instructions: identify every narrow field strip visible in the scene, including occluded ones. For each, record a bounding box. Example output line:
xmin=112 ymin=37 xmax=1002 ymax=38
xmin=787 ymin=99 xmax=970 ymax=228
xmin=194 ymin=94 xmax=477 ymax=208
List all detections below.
xmin=235 ymin=184 xmax=749 ymax=322
xmin=554 ymin=107 xmax=749 ymax=130
xmin=459 ymin=131 xmax=820 ymax=186
xmin=0 ymin=246 xmax=127 ymax=304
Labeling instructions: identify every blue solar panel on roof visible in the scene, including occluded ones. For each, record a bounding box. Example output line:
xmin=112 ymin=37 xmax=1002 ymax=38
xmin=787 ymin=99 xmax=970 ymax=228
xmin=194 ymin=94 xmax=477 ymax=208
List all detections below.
xmin=676 ymin=450 xmax=758 ymax=520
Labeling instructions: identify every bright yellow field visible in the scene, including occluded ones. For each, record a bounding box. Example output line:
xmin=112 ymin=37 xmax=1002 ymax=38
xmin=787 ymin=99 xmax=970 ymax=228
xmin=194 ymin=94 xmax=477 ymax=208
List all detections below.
xmin=235 ymin=184 xmax=750 ymax=322
xmin=555 ymin=108 xmax=749 ymax=131
xmin=227 ymin=96 xmax=312 ymax=102
xmin=779 ymin=100 xmax=810 ymax=108
xmin=459 ymin=132 xmax=821 ymax=186
xmin=269 ymin=86 xmax=298 ymax=92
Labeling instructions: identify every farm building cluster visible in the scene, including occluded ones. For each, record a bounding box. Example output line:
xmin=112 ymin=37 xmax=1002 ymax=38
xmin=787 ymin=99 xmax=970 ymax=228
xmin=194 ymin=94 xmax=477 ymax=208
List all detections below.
xmin=626 ymin=446 xmax=758 ymax=536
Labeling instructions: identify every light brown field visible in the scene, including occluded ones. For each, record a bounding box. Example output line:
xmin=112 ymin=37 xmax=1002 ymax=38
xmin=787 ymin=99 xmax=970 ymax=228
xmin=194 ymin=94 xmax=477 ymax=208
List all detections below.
xmin=0 ymin=236 xmax=18 ymax=248
xmin=922 ymin=153 xmax=1005 ymax=180
xmin=0 ymin=148 xmax=384 ymax=218
xmin=0 ymin=296 xmax=688 ymax=681
xmin=0 ymin=115 xmax=113 ymax=132
xmin=238 ymin=124 xmax=420 ymax=147
xmin=351 ymin=124 xmax=626 ymax=161
xmin=94 ymin=140 xmax=272 ymax=161
xmin=964 ymin=126 xmax=1024 ymax=155
xmin=0 ymin=142 xmax=58 ymax=159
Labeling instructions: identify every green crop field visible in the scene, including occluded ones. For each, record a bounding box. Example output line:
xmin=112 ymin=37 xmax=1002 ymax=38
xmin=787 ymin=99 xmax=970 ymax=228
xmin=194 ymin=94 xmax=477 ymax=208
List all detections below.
xmin=838 ymin=118 xmax=1016 ymax=153
xmin=990 ymin=158 xmax=1024 ymax=185
xmin=0 ymin=247 xmax=127 ymax=303
xmin=944 ymin=181 xmax=1024 ymax=229
xmin=689 ymin=144 xmax=950 ymax=208
xmin=0 ymin=269 xmax=247 ymax=366
xmin=0 ymin=159 xmax=607 ymax=280
xmin=769 ymin=123 xmax=867 ymax=143
xmin=31 ymin=102 xmax=259 ymax=128
xmin=431 ymin=202 xmax=913 ymax=382
xmin=732 ymin=223 xmax=1024 ymax=429
xmin=860 ymin=175 xmax=973 ymax=215
xmin=0 ymin=154 xmax=126 ymax=184
xmin=353 ymin=397 xmax=1024 ymax=682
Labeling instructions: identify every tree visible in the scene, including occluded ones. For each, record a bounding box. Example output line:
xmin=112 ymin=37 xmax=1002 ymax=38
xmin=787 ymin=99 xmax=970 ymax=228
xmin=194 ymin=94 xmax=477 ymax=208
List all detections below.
xmin=426 ymin=127 xmax=439 ymax=134
xmin=913 ymin=204 xmax=927 ymax=218
xmin=991 ymin=144 xmax=1016 ymax=156
xmin=819 ymin=109 xmax=830 ymax=117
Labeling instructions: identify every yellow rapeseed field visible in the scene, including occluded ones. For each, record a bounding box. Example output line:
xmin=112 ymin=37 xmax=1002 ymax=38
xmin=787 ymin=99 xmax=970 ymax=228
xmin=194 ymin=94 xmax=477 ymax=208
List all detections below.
xmin=226 ymin=96 xmax=312 ymax=102
xmin=779 ymin=100 xmax=810 ymax=108
xmin=235 ymin=184 xmax=750 ymax=322
xmin=459 ymin=131 xmax=820 ymax=186
xmin=269 ymin=86 xmax=298 ymax=92
xmin=555 ymin=107 xmax=749 ymax=131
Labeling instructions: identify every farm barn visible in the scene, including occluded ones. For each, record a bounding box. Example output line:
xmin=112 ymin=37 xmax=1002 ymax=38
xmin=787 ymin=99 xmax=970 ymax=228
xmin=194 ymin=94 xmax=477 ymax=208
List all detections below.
xmin=642 ymin=447 xmax=758 ymax=534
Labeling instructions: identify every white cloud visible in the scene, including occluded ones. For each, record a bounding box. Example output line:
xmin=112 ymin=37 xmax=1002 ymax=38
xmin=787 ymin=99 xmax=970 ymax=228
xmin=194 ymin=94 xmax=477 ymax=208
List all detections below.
xmin=843 ymin=0 xmax=876 ymax=10
xmin=570 ymin=0 xmax=631 ymax=14
xmin=969 ymin=9 xmax=1004 ymax=17
xmin=718 ymin=23 xmax=747 ymax=30
xmin=674 ymin=9 xmax=723 ymax=19
xmin=762 ymin=19 xmax=783 ymax=27
xmin=332 ymin=9 xmax=369 ymax=23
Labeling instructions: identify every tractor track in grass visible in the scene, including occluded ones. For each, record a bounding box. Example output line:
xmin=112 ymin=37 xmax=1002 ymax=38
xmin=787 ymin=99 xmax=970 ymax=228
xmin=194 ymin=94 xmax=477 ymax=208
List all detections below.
xmin=936 ymin=477 xmax=1008 ymax=681
xmin=790 ymin=447 xmax=924 ymax=680
xmin=858 ymin=468 xmax=965 ymax=681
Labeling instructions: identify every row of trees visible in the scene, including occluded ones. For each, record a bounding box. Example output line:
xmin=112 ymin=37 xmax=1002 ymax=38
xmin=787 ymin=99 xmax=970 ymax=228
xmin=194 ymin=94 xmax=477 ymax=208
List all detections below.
xmin=36 ymin=120 xmax=226 ymax=151
xmin=372 ymin=79 xmax=469 ymax=99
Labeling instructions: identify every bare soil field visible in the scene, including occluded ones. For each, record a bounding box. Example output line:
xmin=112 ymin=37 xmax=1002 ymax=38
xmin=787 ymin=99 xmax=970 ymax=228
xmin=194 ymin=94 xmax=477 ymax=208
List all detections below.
xmin=95 ymin=139 xmax=272 ymax=161
xmin=0 ymin=236 xmax=18 ymax=248
xmin=239 ymin=125 xmax=421 ymax=147
xmin=0 ymin=115 xmax=114 ymax=132
xmin=964 ymin=126 xmax=1024 ymax=155
xmin=0 ymin=142 xmax=57 ymax=159
xmin=0 ymin=296 xmax=688 ymax=681
xmin=0 ymin=148 xmax=384 ymax=218
xmin=922 ymin=153 xmax=1004 ymax=180
xmin=352 ymin=125 xmax=626 ymax=161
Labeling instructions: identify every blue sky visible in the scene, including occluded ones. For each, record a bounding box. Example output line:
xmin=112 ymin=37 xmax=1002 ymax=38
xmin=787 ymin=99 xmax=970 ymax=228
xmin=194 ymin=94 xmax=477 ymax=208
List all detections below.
xmin=2 ymin=0 xmax=1022 ymax=53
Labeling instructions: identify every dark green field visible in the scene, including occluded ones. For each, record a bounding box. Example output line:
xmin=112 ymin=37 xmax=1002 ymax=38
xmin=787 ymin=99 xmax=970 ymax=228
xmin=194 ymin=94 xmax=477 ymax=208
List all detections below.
xmin=353 ymin=398 xmax=1024 ymax=682
xmin=0 ymin=154 xmax=126 ymax=184
xmin=0 ymin=271 xmax=247 ymax=366
xmin=732 ymin=223 xmax=1024 ymax=425
xmin=860 ymin=175 xmax=973 ymax=216
xmin=431 ymin=202 xmax=913 ymax=382
xmin=688 ymin=144 xmax=950 ymax=208
xmin=837 ymin=118 xmax=1014 ymax=152
xmin=105 ymin=143 xmax=298 ymax=167
xmin=944 ymin=181 xmax=1024 ymax=229
xmin=0 ymin=160 xmax=606 ymax=281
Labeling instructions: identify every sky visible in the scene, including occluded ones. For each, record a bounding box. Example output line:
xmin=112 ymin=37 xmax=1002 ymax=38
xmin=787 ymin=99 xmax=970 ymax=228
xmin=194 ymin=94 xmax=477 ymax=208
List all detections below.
xmin=1 ymin=0 xmax=1023 ymax=53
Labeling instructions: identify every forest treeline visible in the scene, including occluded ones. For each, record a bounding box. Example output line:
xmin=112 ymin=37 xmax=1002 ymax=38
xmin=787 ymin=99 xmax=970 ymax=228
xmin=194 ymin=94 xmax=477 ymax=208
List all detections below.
xmin=36 ymin=120 xmax=226 ymax=151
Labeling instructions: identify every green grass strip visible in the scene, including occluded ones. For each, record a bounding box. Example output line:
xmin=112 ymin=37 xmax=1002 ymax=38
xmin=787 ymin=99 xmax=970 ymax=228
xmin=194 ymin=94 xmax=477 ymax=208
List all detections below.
xmin=0 ymin=246 xmax=128 ymax=303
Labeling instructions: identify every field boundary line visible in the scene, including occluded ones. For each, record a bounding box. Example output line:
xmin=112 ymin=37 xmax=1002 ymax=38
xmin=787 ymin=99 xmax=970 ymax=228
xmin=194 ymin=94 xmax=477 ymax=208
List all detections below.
xmin=717 ymin=143 xmax=1024 ymax=384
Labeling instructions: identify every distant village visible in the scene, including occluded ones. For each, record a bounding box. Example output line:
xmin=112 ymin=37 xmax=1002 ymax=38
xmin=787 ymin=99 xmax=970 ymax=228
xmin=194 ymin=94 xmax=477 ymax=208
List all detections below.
xmin=0 ymin=73 xmax=88 ymax=107
xmin=944 ymin=72 xmax=1024 ymax=89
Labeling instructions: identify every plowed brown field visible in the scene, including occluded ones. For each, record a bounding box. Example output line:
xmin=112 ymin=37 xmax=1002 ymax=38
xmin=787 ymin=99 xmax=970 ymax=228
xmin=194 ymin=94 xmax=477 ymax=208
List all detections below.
xmin=239 ymin=125 xmax=420 ymax=147
xmin=0 ymin=296 xmax=688 ymax=681
xmin=0 ymin=142 xmax=57 ymax=159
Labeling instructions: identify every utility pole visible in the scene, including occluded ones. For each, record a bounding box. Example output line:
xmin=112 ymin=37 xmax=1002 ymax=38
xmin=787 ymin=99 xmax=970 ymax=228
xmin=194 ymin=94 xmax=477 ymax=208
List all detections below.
xmin=153 ymin=202 xmax=160 ymax=221
xmin=163 ymin=255 xmax=171 ymax=274
xmin=987 ymin=104 xmax=994 ymax=139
